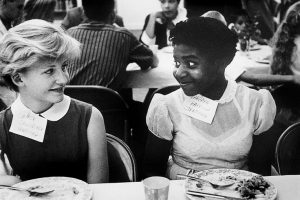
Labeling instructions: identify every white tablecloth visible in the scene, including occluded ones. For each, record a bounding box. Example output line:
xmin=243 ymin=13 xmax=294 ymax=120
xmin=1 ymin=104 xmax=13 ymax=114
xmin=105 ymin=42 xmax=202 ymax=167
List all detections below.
xmin=90 ymin=175 xmax=300 ymax=200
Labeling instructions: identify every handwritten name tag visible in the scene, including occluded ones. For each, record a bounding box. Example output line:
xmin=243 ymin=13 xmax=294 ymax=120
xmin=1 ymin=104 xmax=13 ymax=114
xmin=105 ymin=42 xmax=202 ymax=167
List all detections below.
xmin=183 ymin=95 xmax=218 ymax=124
xmin=9 ymin=111 xmax=47 ymax=143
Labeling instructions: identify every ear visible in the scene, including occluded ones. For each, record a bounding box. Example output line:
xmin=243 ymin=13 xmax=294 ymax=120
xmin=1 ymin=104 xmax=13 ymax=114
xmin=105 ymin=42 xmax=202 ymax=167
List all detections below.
xmin=11 ymin=73 xmax=24 ymax=87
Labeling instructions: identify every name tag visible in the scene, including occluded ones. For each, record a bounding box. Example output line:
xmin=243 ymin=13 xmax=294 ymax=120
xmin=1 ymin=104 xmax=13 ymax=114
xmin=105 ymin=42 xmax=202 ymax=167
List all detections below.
xmin=183 ymin=95 xmax=218 ymax=124
xmin=9 ymin=111 xmax=47 ymax=143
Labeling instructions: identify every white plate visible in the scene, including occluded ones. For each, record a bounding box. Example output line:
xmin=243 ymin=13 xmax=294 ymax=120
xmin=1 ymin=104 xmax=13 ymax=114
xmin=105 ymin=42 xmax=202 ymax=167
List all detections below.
xmin=185 ymin=168 xmax=277 ymax=200
xmin=1 ymin=177 xmax=92 ymax=200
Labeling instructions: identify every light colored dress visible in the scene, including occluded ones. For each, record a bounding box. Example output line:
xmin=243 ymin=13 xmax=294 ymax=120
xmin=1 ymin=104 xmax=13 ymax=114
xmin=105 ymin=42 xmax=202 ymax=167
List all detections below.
xmin=146 ymin=81 xmax=276 ymax=179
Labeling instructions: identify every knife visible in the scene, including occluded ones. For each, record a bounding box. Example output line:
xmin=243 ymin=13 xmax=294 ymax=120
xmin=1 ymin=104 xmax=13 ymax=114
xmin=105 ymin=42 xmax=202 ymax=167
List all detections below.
xmin=187 ymin=190 xmax=245 ymax=200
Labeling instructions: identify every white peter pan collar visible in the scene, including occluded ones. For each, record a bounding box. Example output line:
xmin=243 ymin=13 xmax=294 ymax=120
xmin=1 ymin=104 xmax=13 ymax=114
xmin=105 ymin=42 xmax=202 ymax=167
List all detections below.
xmin=181 ymin=80 xmax=237 ymax=104
xmin=11 ymin=95 xmax=71 ymax=121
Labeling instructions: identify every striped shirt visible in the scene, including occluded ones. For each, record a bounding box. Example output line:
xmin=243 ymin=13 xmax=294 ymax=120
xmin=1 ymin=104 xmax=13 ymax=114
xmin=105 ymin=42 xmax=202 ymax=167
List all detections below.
xmin=67 ymin=22 xmax=154 ymax=87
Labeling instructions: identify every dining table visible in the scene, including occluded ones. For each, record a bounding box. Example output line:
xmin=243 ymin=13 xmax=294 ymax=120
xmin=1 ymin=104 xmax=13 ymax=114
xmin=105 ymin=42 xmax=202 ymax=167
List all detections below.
xmin=124 ymin=45 xmax=272 ymax=89
xmin=90 ymin=175 xmax=300 ymax=200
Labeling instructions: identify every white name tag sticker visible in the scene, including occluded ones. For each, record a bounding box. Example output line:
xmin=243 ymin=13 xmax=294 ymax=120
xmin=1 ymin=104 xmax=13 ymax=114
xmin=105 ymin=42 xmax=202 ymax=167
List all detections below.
xmin=9 ymin=112 xmax=47 ymax=143
xmin=183 ymin=95 xmax=218 ymax=124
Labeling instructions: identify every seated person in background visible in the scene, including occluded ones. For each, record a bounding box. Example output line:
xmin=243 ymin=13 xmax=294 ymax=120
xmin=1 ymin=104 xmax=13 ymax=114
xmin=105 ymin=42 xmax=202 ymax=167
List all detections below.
xmin=0 ymin=19 xmax=108 ymax=185
xmin=61 ymin=6 xmax=124 ymax=30
xmin=201 ymin=10 xmax=300 ymax=87
xmin=228 ymin=9 xmax=268 ymax=45
xmin=140 ymin=0 xmax=187 ymax=49
xmin=68 ymin=0 xmax=155 ymax=87
xmin=242 ymin=0 xmax=279 ymax=41
xmin=143 ymin=17 xmax=276 ymax=179
xmin=23 ymin=0 xmax=56 ymax=22
xmin=270 ymin=1 xmax=300 ymax=127
xmin=0 ymin=0 xmax=25 ymax=109
xmin=60 ymin=6 xmax=86 ymax=30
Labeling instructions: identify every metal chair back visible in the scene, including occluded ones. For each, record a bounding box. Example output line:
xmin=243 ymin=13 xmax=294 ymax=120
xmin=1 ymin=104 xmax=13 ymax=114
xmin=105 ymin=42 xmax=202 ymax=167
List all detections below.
xmin=107 ymin=134 xmax=137 ymax=182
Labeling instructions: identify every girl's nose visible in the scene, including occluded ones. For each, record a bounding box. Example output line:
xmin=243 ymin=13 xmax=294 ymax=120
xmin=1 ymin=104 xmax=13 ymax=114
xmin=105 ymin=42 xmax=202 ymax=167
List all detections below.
xmin=173 ymin=64 xmax=187 ymax=78
xmin=56 ymin=70 xmax=69 ymax=85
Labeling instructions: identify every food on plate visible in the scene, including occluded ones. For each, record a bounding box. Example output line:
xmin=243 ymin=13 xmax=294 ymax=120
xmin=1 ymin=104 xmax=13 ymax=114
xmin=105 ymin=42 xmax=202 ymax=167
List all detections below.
xmin=2 ymin=177 xmax=92 ymax=200
xmin=185 ymin=169 xmax=277 ymax=200
xmin=235 ymin=175 xmax=270 ymax=199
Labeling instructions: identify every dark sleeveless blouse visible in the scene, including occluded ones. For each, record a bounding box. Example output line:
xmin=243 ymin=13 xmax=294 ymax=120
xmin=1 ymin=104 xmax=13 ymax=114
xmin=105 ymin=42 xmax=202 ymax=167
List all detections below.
xmin=0 ymin=98 xmax=92 ymax=182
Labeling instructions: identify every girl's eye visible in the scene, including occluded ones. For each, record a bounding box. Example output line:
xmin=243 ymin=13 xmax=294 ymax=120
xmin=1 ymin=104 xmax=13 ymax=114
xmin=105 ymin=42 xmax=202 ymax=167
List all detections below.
xmin=174 ymin=61 xmax=180 ymax=68
xmin=188 ymin=62 xmax=196 ymax=68
xmin=45 ymin=68 xmax=54 ymax=74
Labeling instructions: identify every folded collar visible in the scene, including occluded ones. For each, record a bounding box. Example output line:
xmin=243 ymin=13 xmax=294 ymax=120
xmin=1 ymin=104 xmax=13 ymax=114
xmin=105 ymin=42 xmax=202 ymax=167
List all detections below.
xmin=172 ymin=7 xmax=187 ymax=25
xmin=181 ymin=80 xmax=237 ymax=104
xmin=11 ymin=95 xmax=71 ymax=121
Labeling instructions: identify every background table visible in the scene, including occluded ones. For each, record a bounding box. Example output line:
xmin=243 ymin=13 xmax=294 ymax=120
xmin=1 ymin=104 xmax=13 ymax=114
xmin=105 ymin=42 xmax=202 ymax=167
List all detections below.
xmin=124 ymin=45 xmax=272 ymax=88
xmin=90 ymin=175 xmax=300 ymax=200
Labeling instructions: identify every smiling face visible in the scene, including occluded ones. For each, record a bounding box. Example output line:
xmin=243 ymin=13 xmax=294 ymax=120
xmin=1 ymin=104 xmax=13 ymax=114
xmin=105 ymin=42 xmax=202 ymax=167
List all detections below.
xmin=160 ymin=0 xmax=178 ymax=20
xmin=173 ymin=44 xmax=220 ymax=96
xmin=17 ymin=58 xmax=69 ymax=112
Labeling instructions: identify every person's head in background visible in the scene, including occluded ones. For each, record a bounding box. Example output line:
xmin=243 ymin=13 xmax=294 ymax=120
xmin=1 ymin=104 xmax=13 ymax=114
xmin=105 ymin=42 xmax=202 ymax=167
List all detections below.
xmin=82 ymin=0 xmax=115 ymax=24
xmin=0 ymin=19 xmax=80 ymax=111
xmin=170 ymin=17 xmax=237 ymax=97
xmin=159 ymin=0 xmax=180 ymax=20
xmin=23 ymin=0 xmax=56 ymax=22
xmin=271 ymin=1 xmax=300 ymax=76
xmin=0 ymin=0 xmax=24 ymax=27
xmin=228 ymin=9 xmax=250 ymax=34
xmin=201 ymin=10 xmax=227 ymax=26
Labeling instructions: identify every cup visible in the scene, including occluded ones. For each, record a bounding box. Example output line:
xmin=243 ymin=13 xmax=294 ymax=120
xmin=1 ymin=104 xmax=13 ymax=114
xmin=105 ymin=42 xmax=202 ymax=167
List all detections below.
xmin=239 ymin=38 xmax=249 ymax=52
xmin=143 ymin=176 xmax=170 ymax=200
xmin=149 ymin=45 xmax=158 ymax=55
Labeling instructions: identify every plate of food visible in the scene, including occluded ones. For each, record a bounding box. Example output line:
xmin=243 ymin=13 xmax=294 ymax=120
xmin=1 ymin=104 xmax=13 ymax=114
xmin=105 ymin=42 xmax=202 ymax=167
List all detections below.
xmin=1 ymin=177 xmax=92 ymax=200
xmin=185 ymin=168 xmax=277 ymax=200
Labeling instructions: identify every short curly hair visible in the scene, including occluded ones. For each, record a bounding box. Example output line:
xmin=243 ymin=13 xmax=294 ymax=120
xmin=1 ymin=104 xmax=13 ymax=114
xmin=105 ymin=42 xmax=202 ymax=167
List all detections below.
xmin=0 ymin=19 xmax=81 ymax=91
xmin=170 ymin=17 xmax=237 ymax=66
xmin=271 ymin=1 xmax=300 ymax=75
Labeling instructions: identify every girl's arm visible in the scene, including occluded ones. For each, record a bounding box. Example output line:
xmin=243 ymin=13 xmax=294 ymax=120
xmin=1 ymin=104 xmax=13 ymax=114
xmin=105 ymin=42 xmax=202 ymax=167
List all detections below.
xmin=86 ymin=107 xmax=108 ymax=183
xmin=145 ymin=12 xmax=165 ymax=39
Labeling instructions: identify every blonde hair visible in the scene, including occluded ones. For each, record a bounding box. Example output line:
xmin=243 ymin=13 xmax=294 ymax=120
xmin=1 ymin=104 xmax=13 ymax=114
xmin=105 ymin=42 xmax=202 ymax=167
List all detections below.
xmin=0 ymin=19 xmax=80 ymax=74
xmin=0 ymin=19 xmax=81 ymax=91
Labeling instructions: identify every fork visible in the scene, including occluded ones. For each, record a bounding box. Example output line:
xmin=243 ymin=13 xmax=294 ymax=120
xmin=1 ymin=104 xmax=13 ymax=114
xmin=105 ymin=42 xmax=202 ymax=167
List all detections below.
xmin=0 ymin=185 xmax=54 ymax=197
xmin=177 ymin=174 xmax=235 ymax=189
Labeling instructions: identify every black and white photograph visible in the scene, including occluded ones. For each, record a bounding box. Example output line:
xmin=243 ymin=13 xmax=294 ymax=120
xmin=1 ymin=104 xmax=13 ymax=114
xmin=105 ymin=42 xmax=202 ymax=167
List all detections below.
xmin=0 ymin=0 xmax=299 ymax=199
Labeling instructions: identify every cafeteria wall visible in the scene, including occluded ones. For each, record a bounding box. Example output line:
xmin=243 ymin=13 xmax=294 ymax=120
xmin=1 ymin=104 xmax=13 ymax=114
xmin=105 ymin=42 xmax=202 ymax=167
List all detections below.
xmin=116 ymin=0 xmax=185 ymax=30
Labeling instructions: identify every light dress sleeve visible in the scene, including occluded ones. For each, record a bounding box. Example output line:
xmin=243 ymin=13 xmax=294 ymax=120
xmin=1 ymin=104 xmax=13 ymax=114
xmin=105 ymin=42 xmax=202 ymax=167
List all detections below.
xmin=253 ymin=89 xmax=276 ymax=135
xmin=146 ymin=94 xmax=173 ymax=141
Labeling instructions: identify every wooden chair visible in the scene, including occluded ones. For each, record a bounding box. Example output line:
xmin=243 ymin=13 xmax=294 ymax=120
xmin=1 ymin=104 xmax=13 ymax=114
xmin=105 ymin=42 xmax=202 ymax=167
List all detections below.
xmin=64 ymin=85 xmax=130 ymax=143
xmin=275 ymin=122 xmax=300 ymax=175
xmin=107 ymin=134 xmax=137 ymax=182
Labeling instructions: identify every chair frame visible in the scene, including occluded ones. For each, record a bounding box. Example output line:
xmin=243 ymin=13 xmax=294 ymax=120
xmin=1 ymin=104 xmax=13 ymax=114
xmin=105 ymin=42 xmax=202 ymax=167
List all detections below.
xmin=275 ymin=122 xmax=300 ymax=175
xmin=64 ymin=85 xmax=130 ymax=143
xmin=107 ymin=133 xmax=137 ymax=182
